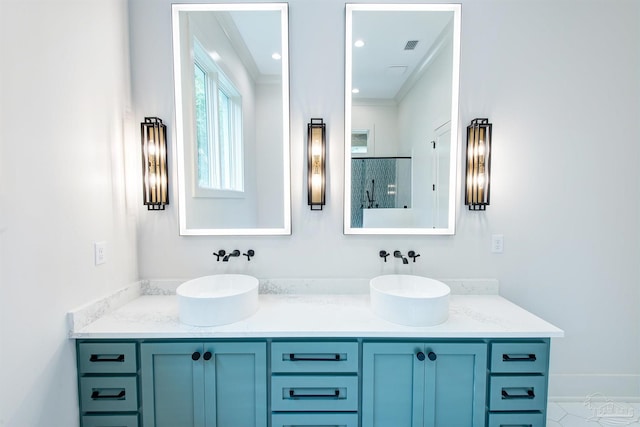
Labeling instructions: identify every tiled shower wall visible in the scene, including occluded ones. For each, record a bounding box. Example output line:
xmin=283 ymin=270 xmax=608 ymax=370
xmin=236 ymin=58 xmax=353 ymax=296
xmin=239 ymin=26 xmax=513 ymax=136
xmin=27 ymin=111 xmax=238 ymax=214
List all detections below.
xmin=350 ymin=157 xmax=411 ymax=227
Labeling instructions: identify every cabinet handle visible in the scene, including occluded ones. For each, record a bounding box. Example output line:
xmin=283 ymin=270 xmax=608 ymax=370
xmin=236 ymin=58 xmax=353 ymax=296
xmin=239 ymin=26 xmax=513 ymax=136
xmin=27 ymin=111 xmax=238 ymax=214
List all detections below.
xmin=503 ymin=353 xmax=537 ymax=362
xmin=89 ymin=354 xmax=125 ymax=363
xmin=288 ymin=353 xmax=341 ymax=361
xmin=288 ymin=389 xmax=340 ymax=399
xmin=91 ymin=389 xmax=126 ymax=400
xmin=192 ymin=352 xmax=201 ymax=361
xmin=416 ymin=351 xmax=426 ymax=361
xmin=203 ymin=351 xmax=212 ymax=361
xmin=501 ymin=388 xmax=535 ymax=399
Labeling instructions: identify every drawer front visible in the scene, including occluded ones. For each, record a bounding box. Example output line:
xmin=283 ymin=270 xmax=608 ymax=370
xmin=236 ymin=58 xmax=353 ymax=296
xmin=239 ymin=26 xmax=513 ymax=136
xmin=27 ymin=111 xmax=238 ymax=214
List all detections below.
xmin=489 ymin=376 xmax=547 ymax=412
xmin=488 ymin=412 xmax=544 ymax=427
xmin=79 ymin=342 xmax=137 ymax=374
xmin=80 ymin=376 xmax=138 ymax=413
xmin=491 ymin=342 xmax=548 ymax=374
xmin=82 ymin=414 xmax=139 ymax=427
xmin=271 ymin=376 xmax=358 ymax=412
xmin=272 ymin=341 xmax=359 ymax=373
xmin=272 ymin=412 xmax=358 ymax=427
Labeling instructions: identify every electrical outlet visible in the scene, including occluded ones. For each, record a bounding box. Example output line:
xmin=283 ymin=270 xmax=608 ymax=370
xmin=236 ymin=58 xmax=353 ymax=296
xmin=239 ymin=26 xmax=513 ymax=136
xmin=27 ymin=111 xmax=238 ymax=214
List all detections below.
xmin=94 ymin=241 xmax=106 ymax=265
xmin=491 ymin=234 xmax=504 ymax=253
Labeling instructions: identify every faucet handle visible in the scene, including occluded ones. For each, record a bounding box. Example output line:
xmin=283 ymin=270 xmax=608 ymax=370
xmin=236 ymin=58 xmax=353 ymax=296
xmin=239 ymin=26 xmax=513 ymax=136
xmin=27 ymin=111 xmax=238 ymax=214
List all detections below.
xmin=379 ymin=250 xmax=389 ymax=262
xmin=213 ymin=249 xmax=226 ymax=262
xmin=408 ymin=250 xmax=421 ymax=263
xmin=243 ymin=250 xmax=255 ymax=261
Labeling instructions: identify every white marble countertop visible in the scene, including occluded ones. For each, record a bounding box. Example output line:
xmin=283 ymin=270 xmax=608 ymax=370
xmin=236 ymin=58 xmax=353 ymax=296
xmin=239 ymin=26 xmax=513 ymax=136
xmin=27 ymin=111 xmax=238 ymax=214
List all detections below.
xmin=69 ymin=292 xmax=564 ymax=339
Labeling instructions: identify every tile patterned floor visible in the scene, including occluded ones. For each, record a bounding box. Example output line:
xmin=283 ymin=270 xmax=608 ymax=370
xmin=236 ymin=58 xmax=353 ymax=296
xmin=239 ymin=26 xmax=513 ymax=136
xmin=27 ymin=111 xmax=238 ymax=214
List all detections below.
xmin=548 ymin=401 xmax=640 ymax=426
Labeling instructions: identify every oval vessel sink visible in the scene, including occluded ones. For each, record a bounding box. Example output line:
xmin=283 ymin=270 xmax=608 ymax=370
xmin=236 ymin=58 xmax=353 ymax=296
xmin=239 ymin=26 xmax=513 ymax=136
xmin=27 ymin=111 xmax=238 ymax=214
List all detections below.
xmin=370 ymin=274 xmax=450 ymax=326
xmin=176 ymin=274 xmax=259 ymax=326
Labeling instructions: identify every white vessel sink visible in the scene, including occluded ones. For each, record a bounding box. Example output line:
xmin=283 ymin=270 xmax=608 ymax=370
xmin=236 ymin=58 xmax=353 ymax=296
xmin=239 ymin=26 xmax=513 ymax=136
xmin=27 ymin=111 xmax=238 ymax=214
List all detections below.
xmin=176 ymin=274 xmax=259 ymax=326
xmin=370 ymin=274 xmax=450 ymax=326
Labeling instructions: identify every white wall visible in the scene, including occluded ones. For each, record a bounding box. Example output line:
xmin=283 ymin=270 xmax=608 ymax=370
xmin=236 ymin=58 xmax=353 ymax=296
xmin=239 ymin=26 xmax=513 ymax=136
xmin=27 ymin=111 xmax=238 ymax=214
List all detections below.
xmin=352 ymin=102 xmax=399 ymax=156
xmin=255 ymin=82 xmax=285 ymax=228
xmin=131 ymin=0 xmax=640 ymax=400
xmin=0 ymin=1 xmax=138 ymax=426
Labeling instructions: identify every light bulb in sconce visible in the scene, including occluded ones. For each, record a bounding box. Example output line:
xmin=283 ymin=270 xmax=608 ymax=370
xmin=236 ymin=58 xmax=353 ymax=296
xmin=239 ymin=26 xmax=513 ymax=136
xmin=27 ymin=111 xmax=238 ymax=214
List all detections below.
xmin=307 ymin=118 xmax=326 ymax=210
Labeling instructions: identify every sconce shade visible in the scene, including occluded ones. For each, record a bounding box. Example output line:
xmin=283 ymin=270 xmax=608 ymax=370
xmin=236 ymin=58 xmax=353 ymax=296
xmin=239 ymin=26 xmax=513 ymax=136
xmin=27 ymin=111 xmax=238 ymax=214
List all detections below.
xmin=465 ymin=118 xmax=492 ymax=211
xmin=141 ymin=117 xmax=168 ymax=210
xmin=307 ymin=118 xmax=326 ymax=210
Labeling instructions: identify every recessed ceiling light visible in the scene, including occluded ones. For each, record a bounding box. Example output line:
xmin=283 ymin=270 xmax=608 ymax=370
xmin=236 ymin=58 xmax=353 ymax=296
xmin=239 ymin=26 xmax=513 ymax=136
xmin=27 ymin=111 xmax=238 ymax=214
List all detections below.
xmin=272 ymin=52 xmax=282 ymax=60
xmin=354 ymin=40 xmax=365 ymax=48
xmin=352 ymin=88 xmax=360 ymax=94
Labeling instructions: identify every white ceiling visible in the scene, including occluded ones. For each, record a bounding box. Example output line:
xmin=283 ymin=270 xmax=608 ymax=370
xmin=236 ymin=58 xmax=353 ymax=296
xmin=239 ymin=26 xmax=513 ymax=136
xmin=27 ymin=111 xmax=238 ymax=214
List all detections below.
xmin=351 ymin=10 xmax=453 ymax=100
xmin=228 ymin=10 xmax=283 ymax=78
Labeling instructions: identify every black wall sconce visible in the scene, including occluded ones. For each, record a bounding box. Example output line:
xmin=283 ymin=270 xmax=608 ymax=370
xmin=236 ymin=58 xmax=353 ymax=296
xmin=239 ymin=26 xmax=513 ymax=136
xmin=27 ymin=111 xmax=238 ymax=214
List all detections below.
xmin=307 ymin=118 xmax=326 ymax=210
xmin=141 ymin=117 xmax=168 ymax=210
xmin=465 ymin=118 xmax=492 ymax=211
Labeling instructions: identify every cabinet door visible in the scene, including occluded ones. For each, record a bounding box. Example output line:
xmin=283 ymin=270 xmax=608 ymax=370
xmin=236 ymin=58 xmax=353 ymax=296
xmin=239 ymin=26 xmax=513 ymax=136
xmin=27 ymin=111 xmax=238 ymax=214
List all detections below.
xmin=203 ymin=342 xmax=267 ymax=427
xmin=423 ymin=343 xmax=487 ymax=427
xmin=141 ymin=342 xmax=206 ymax=427
xmin=362 ymin=342 xmax=425 ymax=427
xmin=363 ymin=342 xmax=487 ymax=427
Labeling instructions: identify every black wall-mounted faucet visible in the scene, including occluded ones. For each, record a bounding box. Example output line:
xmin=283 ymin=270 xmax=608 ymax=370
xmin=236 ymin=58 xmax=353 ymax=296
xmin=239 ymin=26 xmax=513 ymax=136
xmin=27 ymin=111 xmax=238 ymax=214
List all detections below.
xmin=215 ymin=249 xmax=255 ymax=262
xmin=223 ymin=249 xmax=241 ymax=262
xmin=393 ymin=250 xmax=409 ymax=264
xmin=379 ymin=250 xmax=390 ymax=262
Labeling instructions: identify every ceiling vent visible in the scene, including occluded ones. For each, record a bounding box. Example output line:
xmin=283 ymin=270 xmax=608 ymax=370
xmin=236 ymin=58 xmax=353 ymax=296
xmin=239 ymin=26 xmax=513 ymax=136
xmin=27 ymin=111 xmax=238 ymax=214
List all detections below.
xmin=404 ymin=40 xmax=419 ymax=50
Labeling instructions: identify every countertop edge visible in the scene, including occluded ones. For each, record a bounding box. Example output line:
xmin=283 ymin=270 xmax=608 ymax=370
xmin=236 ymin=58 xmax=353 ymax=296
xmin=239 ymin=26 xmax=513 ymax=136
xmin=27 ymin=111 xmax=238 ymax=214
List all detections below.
xmin=69 ymin=293 xmax=564 ymax=340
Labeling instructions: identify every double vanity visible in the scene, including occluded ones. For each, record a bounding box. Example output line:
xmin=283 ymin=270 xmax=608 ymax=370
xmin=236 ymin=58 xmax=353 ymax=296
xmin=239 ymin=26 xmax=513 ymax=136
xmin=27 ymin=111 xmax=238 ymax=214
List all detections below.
xmin=90 ymin=2 xmax=563 ymax=425
xmin=70 ymin=276 xmax=562 ymax=427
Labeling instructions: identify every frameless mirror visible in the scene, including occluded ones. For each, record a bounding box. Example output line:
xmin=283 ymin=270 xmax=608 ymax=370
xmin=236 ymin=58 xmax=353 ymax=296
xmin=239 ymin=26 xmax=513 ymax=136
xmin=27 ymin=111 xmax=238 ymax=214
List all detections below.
xmin=172 ymin=4 xmax=290 ymax=235
xmin=344 ymin=4 xmax=461 ymax=235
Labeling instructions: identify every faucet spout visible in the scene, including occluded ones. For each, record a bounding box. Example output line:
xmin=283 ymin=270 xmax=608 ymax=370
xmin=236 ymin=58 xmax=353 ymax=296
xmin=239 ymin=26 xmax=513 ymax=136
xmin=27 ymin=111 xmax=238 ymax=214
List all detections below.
xmin=393 ymin=250 xmax=409 ymax=264
xmin=223 ymin=249 xmax=241 ymax=262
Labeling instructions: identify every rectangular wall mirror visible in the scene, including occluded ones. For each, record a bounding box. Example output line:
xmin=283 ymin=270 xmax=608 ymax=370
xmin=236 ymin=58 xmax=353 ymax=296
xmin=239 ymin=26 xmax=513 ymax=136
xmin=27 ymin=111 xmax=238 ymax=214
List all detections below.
xmin=344 ymin=4 xmax=461 ymax=235
xmin=172 ymin=3 xmax=291 ymax=235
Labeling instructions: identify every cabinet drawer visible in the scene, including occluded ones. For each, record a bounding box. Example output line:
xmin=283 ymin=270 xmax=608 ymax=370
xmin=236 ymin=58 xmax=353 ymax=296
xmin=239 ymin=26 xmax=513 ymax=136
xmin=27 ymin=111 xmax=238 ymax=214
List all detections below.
xmin=271 ymin=376 xmax=358 ymax=411
xmin=82 ymin=414 xmax=138 ymax=427
xmin=272 ymin=341 xmax=359 ymax=373
xmin=79 ymin=342 xmax=137 ymax=374
xmin=489 ymin=376 xmax=547 ymax=411
xmin=488 ymin=412 xmax=544 ymax=427
xmin=491 ymin=342 xmax=548 ymax=374
xmin=272 ymin=412 xmax=358 ymax=427
xmin=80 ymin=376 xmax=138 ymax=413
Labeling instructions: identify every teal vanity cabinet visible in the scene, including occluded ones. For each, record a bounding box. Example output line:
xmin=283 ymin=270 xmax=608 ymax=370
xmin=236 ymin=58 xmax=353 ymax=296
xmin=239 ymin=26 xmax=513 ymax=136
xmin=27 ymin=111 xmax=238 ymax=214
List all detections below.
xmin=140 ymin=341 xmax=267 ymax=427
xmin=362 ymin=341 xmax=488 ymax=427
xmin=76 ymin=342 xmax=140 ymax=427
xmin=270 ymin=341 xmax=359 ymax=427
